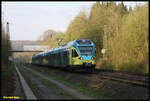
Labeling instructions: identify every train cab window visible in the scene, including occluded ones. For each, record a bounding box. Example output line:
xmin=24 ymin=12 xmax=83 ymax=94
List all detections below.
xmin=76 ymin=40 xmax=91 ymax=44
xmin=72 ymin=49 xmax=79 ymax=57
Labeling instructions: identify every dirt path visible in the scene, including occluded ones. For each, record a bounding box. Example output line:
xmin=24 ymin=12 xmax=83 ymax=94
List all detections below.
xmin=23 ymin=66 xmax=93 ymax=99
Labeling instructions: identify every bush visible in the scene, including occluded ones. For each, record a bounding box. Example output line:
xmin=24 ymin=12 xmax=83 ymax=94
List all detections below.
xmin=96 ymin=58 xmax=114 ymax=70
xmin=119 ymin=62 xmax=147 ymax=74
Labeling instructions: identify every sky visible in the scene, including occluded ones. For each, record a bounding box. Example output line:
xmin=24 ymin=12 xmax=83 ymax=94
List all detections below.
xmin=1 ymin=1 xmax=147 ymax=41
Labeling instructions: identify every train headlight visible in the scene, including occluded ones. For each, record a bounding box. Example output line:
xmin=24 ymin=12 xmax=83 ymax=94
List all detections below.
xmin=92 ymin=56 xmax=95 ymax=60
xmin=79 ymin=57 xmax=83 ymax=60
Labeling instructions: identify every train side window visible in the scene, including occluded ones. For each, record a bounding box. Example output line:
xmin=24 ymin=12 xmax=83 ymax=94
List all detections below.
xmin=63 ymin=51 xmax=67 ymax=56
xmin=72 ymin=49 xmax=78 ymax=57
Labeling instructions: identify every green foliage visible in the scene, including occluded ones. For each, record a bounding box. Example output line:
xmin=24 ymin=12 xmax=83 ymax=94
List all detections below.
xmin=129 ymin=6 xmax=133 ymax=13
xmin=119 ymin=62 xmax=146 ymax=74
xmin=39 ymin=30 xmax=65 ymax=48
xmin=117 ymin=2 xmax=128 ymax=18
xmin=53 ymin=32 xmax=65 ymax=46
xmin=1 ymin=63 xmax=15 ymax=96
xmin=40 ymin=2 xmax=148 ymax=73
xmin=2 ymin=25 xmax=12 ymax=68
xmin=108 ymin=3 xmax=148 ymax=73
xmin=63 ymin=9 xmax=88 ymax=43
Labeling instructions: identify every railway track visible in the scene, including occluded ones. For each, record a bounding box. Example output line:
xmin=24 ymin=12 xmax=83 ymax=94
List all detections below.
xmin=81 ymin=69 xmax=149 ymax=88
xmin=71 ymin=69 xmax=149 ymax=88
xmin=98 ymin=74 xmax=149 ymax=88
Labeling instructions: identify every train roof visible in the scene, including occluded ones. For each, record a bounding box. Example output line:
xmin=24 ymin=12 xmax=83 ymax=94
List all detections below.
xmin=33 ymin=40 xmax=75 ymax=57
xmin=33 ymin=39 xmax=93 ymax=57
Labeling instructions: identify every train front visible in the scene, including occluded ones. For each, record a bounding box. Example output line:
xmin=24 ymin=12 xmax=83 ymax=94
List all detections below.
xmin=72 ymin=39 xmax=96 ymax=69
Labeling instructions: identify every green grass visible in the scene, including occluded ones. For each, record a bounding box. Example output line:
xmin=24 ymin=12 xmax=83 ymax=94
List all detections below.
xmin=29 ymin=71 xmax=77 ymax=99
xmin=27 ymin=64 xmax=113 ymax=99
xmin=43 ymin=72 xmax=112 ymax=99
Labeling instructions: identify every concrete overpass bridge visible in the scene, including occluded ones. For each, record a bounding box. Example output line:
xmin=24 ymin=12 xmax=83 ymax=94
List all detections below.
xmin=10 ymin=41 xmax=50 ymax=63
xmin=9 ymin=50 xmax=43 ymax=52
xmin=11 ymin=45 xmax=49 ymax=52
xmin=10 ymin=40 xmax=50 ymax=53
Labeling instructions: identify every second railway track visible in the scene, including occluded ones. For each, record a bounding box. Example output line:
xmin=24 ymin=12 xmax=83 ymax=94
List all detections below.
xmin=98 ymin=74 xmax=149 ymax=88
xmin=82 ymin=70 xmax=149 ymax=88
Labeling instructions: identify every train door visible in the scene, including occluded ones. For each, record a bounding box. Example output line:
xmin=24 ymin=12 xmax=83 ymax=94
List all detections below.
xmin=63 ymin=51 xmax=68 ymax=65
xmin=60 ymin=52 xmax=63 ymax=66
xmin=71 ymin=48 xmax=79 ymax=65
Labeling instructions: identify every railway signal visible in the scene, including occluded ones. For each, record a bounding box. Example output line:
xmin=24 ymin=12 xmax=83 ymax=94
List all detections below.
xmin=101 ymin=48 xmax=106 ymax=58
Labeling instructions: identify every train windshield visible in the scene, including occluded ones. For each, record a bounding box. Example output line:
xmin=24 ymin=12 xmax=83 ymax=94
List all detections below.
xmin=78 ymin=46 xmax=93 ymax=56
xmin=76 ymin=40 xmax=91 ymax=44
